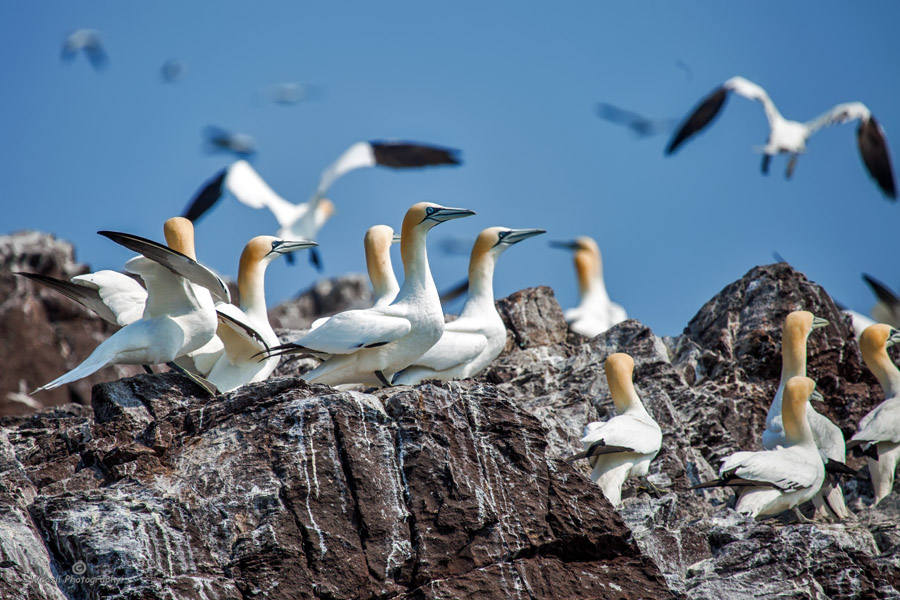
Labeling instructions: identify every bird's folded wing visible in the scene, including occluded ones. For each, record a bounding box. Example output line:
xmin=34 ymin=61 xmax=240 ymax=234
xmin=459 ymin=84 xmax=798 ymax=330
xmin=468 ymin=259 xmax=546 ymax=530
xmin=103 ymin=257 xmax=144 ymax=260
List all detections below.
xmin=852 ymin=399 xmax=900 ymax=444
xmin=99 ymin=231 xmax=231 ymax=304
xmin=216 ymin=304 xmax=269 ymax=361
xmin=580 ymin=415 xmax=660 ymax=456
xmin=411 ymin=329 xmax=487 ymax=372
xmin=72 ymin=270 xmax=147 ymax=326
xmin=226 ymin=161 xmax=298 ymax=227
xmin=720 ymin=451 xmax=820 ymax=492
xmin=296 ymin=310 xmax=411 ymax=355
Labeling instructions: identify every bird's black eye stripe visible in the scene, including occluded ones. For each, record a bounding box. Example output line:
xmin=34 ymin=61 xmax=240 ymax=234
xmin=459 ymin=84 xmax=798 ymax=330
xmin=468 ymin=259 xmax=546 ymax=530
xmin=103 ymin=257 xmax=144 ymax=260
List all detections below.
xmin=498 ymin=231 xmax=510 ymax=240
xmin=426 ymin=207 xmax=436 ymax=215
xmin=272 ymin=240 xmax=283 ymax=251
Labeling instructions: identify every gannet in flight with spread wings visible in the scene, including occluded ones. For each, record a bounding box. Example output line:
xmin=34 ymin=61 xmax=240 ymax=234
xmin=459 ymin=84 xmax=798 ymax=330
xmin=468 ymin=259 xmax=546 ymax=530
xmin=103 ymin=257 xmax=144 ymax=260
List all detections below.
xmin=666 ymin=76 xmax=897 ymax=199
xmin=265 ymin=202 xmax=474 ymax=387
xmin=33 ymin=220 xmax=224 ymax=393
xmin=761 ymin=310 xmax=851 ymax=520
xmin=849 ymin=324 xmax=900 ymax=505
xmin=565 ymin=353 xmax=662 ymax=507
xmin=695 ymin=376 xmax=826 ymax=520
xmin=551 ymin=236 xmax=627 ymax=338
xmin=205 ymin=236 xmax=316 ymax=392
xmin=61 ymin=29 xmax=108 ymax=72
xmin=393 ymin=226 xmax=544 ymax=385
xmin=183 ymin=140 xmax=460 ymax=270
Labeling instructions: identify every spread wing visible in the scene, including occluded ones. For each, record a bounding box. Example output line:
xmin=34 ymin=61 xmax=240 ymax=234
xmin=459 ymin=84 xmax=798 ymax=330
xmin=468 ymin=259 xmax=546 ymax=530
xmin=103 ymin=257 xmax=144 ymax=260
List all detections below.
xmin=225 ymin=160 xmax=299 ymax=228
xmin=666 ymin=86 xmax=729 ymax=154
xmin=293 ymin=309 xmax=411 ymax=355
xmin=183 ymin=168 xmax=227 ymax=222
xmin=71 ymin=270 xmax=147 ymax=326
xmin=98 ymin=231 xmax=231 ymax=304
xmin=18 ymin=272 xmax=119 ymax=325
xmin=718 ymin=450 xmax=821 ymax=492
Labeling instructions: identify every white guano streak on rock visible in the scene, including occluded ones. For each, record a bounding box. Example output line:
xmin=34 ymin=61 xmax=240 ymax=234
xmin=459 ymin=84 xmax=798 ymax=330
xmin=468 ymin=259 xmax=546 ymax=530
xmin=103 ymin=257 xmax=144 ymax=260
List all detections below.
xmin=288 ymin=402 xmax=327 ymax=558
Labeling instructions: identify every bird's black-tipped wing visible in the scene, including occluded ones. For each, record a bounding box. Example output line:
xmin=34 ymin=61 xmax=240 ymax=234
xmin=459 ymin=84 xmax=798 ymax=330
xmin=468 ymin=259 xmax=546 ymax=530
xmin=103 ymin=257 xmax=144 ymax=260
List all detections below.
xmin=857 ymin=117 xmax=897 ymax=200
xmin=98 ymin=231 xmax=231 ymax=304
xmin=596 ymin=103 xmax=675 ymax=137
xmin=16 ymin=272 xmax=119 ymax=324
xmin=216 ymin=309 xmax=269 ymax=351
xmin=83 ymin=42 xmax=108 ymax=72
xmin=183 ymin=168 xmax=228 ymax=222
xmin=824 ymin=458 xmax=858 ymax=477
xmin=369 ymin=141 xmax=462 ymax=168
xmin=565 ymin=440 xmax=634 ymax=463
xmin=665 ymin=87 xmax=729 ymax=155
xmin=862 ymin=273 xmax=900 ymax=307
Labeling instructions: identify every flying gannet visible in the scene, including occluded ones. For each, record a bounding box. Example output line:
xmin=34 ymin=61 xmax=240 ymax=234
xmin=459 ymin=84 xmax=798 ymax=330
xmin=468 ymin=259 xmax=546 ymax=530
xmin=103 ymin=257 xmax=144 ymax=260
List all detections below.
xmin=265 ymin=202 xmax=475 ymax=387
xmin=564 ymin=353 xmax=662 ymax=507
xmin=695 ymin=376 xmax=826 ymax=520
xmin=205 ymin=236 xmax=317 ymax=393
xmin=761 ymin=310 xmax=851 ymax=520
xmin=551 ymin=236 xmax=627 ymax=338
xmin=34 ymin=220 xmax=223 ymax=393
xmin=596 ymin=103 xmax=677 ymax=138
xmin=183 ymin=140 xmax=460 ymax=270
xmin=666 ymin=76 xmax=897 ymax=199
xmin=849 ymin=324 xmax=900 ymax=505
xmin=203 ymin=126 xmax=257 ymax=159
xmin=61 ymin=29 xmax=107 ymax=72
xmin=393 ymin=226 xmax=545 ymax=385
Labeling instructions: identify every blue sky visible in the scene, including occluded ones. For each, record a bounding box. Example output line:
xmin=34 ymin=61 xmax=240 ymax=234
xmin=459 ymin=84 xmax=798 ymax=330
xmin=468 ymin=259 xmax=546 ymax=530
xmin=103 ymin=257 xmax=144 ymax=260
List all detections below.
xmin=3 ymin=2 xmax=900 ymax=336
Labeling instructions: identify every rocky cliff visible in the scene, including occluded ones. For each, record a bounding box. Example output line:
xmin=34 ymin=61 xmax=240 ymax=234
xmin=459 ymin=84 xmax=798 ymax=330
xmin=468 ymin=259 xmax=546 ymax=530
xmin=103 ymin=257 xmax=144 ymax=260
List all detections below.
xmin=1 ymin=234 xmax=899 ymax=599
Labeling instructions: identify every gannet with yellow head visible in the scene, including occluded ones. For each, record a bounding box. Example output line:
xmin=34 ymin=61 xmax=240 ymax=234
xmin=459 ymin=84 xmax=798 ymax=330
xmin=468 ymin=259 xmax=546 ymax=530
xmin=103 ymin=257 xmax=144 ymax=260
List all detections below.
xmin=205 ymin=236 xmax=317 ymax=392
xmin=849 ymin=324 xmax=900 ymax=505
xmin=551 ymin=236 xmax=627 ymax=338
xmin=393 ymin=226 xmax=544 ymax=385
xmin=761 ymin=310 xmax=849 ymax=519
xmin=266 ymin=202 xmax=474 ymax=387
xmin=34 ymin=218 xmax=220 ymax=393
xmin=565 ymin=353 xmax=662 ymax=506
xmin=695 ymin=376 xmax=826 ymax=519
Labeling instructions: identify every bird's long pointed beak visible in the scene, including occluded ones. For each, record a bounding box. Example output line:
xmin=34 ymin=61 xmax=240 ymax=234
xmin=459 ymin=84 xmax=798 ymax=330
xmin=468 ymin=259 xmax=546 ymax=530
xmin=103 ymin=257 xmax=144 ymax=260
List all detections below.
xmin=427 ymin=207 xmax=476 ymax=223
xmin=887 ymin=328 xmax=900 ymax=349
xmin=812 ymin=316 xmax=829 ymax=330
xmin=549 ymin=240 xmax=580 ymax=251
xmin=810 ymin=389 xmax=824 ymax=403
xmin=391 ymin=234 xmax=402 ymax=244
xmin=498 ymin=228 xmax=546 ymax=246
xmin=267 ymin=240 xmax=318 ymax=257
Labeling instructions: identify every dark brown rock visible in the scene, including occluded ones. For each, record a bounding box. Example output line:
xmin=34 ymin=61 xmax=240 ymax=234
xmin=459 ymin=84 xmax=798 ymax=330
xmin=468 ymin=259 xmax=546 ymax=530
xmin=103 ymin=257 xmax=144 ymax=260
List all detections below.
xmin=268 ymin=274 xmax=373 ymax=330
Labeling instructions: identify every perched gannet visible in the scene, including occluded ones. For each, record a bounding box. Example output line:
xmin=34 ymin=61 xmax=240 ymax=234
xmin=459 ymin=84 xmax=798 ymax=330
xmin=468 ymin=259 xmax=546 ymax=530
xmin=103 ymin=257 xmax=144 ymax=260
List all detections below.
xmin=203 ymin=126 xmax=257 ymax=159
xmin=564 ymin=353 xmax=662 ymax=506
xmin=552 ymin=236 xmax=627 ymax=338
xmin=596 ymin=103 xmax=677 ymax=138
xmin=205 ymin=236 xmax=317 ymax=392
xmin=266 ymin=202 xmax=475 ymax=387
xmin=61 ymin=29 xmax=107 ymax=72
xmin=761 ymin=310 xmax=850 ymax=519
xmin=393 ymin=227 xmax=545 ymax=385
xmin=34 ymin=220 xmax=222 ymax=393
xmin=695 ymin=376 xmax=826 ymax=520
xmin=666 ymin=76 xmax=897 ymax=199
xmin=849 ymin=324 xmax=900 ymax=505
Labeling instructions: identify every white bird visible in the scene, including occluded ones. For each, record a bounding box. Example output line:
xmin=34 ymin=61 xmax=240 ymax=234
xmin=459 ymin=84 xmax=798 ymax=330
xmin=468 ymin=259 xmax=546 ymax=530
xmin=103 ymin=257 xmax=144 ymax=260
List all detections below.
xmin=552 ymin=236 xmax=627 ymax=338
xmin=393 ymin=226 xmax=545 ymax=385
xmin=61 ymin=29 xmax=108 ymax=72
xmin=849 ymin=324 xmax=900 ymax=505
xmin=205 ymin=236 xmax=317 ymax=393
xmin=564 ymin=353 xmax=662 ymax=507
xmin=266 ymin=202 xmax=475 ymax=387
xmin=183 ymin=160 xmax=335 ymax=270
xmin=665 ymin=76 xmax=897 ymax=199
xmin=761 ymin=310 xmax=851 ymax=520
xmin=695 ymin=376 xmax=826 ymax=520
xmin=34 ymin=220 xmax=224 ymax=393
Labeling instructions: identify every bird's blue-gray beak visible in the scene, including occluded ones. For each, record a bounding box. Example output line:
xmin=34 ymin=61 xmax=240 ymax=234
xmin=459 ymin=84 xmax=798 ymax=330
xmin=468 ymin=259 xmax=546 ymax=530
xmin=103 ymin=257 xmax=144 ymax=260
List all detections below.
xmin=812 ymin=316 xmax=829 ymax=330
xmin=494 ymin=228 xmax=546 ymax=247
xmin=267 ymin=239 xmax=318 ymax=257
xmin=888 ymin=328 xmax=900 ymax=349
xmin=423 ymin=206 xmax=476 ymax=223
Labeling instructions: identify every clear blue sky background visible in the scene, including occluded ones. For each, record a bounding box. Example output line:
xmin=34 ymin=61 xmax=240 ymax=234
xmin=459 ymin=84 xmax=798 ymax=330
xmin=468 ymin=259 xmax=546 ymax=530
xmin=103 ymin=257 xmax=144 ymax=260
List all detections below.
xmin=3 ymin=2 xmax=899 ymax=336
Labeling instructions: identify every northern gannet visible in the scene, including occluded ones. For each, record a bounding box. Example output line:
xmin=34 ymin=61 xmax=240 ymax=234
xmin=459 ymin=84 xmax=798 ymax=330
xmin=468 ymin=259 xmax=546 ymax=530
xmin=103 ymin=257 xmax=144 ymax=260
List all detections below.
xmin=393 ymin=226 xmax=545 ymax=385
xmin=564 ymin=353 xmax=662 ymax=506
xmin=695 ymin=376 xmax=826 ymax=520
xmin=34 ymin=219 xmax=221 ymax=393
xmin=183 ymin=160 xmax=335 ymax=270
xmin=203 ymin=126 xmax=257 ymax=159
xmin=551 ymin=236 xmax=627 ymax=338
xmin=266 ymin=202 xmax=475 ymax=387
xmin=863 ymin=274 xmax=900 ymax=328
xmin=596 ymin=103 xmax=677 ymax=138
xmin=849 ymin=324 xmax=900 ymax=505
xmin=205 ymin=236 xmax=317 ymax=392
xmin=61 ymin=29 xmax=107 ymax=72
xmin=666 ymin=76 xmax=897 ymax=199
xmin=761 ymin=310 xmax=850 ymax=519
